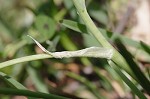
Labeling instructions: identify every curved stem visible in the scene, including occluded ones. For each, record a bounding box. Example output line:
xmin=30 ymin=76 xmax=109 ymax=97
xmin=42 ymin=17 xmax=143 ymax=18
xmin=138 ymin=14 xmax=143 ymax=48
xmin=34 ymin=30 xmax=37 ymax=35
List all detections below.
xmin=72 ymin=0 xmax=134 ymax=79
xmin=0 ymin=54 xmax=52 ymax=69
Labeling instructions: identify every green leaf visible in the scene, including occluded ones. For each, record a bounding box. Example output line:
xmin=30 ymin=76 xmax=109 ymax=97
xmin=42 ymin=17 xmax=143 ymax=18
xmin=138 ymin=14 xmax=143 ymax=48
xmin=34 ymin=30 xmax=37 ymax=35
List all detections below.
xmin=64 ymin=0 xmax=78 ymax=19
xmin=27 ymin=66 xmax=49 ymax=93
xmin=0 ymin=87 xmax=69 ymax=99
xmin=35 ymin=15 xmax=56 ymax=42
xmin=140 ymin=41 xmax=150 ymax=55
xmin=60 ymin=33 xmax=78 ymax=50
xmin=115 ymin=39 xmax=150 ymax=95
xmin=60 ymin=19 xmax=148 ymax=50
xmin=87 ymin=1 xmax=108 ymax=25
xmin=109 ymin=61 xmax=147 ymax=99
xmin=82 ymin=33 xmax=101 ymax=47
xmin=0 ymin=72 xmax=26 ymax=90
xmin=66 ymin=72 xmax=105 ymax=99
xmin=89 ymin=10 xmax=108 ymax=25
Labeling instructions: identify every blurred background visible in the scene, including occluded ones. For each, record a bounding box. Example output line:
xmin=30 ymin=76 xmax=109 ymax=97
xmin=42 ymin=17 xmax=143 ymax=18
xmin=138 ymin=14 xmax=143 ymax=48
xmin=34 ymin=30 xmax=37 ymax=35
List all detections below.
xmin=0 ymin=0 xmax=150 ymax=99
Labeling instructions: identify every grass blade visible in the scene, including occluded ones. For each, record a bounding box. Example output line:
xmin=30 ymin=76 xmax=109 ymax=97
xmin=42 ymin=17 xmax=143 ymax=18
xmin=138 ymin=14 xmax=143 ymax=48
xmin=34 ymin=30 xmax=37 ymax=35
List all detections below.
xmin=0 ymin=72 xmax=26 ymax=90
xmin=66 ymin=72 xmax=105 ymax=99
xmin=60 ymin=19 xmax=147 ymax=50
xmin=115 ymin=39 xmax=150 ymax=95
xmin=140 ymin=41 xmax=150 ymax=55
xmin=109 ymin=61 xmax=147 ymax=99
xmin=0 ymin=87 xmax=69 ymax=99
xmin=27 ymin=66 xmax=49 ymax=93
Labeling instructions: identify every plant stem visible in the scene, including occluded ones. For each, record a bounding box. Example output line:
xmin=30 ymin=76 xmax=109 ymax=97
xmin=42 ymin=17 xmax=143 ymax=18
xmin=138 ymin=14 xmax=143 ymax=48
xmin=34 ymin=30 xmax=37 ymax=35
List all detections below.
xmin=0 ymin=54 xmax=52 ymax=69
xmin=72 ymin=0 xmax=135 ymax=79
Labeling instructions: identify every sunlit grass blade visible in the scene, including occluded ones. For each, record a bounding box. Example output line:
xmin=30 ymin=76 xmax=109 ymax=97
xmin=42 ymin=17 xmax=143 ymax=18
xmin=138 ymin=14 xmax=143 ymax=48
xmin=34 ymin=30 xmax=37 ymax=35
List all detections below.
xmin=140 ymin=41 xmax=150 ymax=55
xmin=109 ymin=61 xmax=147 ymax=99
xmin=0 ymin=87 xmax=69 ymax=99
xmin=0 ymin=72 xmax=34 ymax=99
xmin=0 ymin=72 xmax=26 ymax=90
xmin=115 ymin=39 xmax=150 ymax=95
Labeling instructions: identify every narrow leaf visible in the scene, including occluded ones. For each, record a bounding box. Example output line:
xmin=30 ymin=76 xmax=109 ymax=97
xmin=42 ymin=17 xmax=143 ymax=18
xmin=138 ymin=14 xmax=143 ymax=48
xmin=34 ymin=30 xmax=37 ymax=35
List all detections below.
xmin=0 ymin=87 xmax=69 ymax=99
xmin=60 ymin=19 xmax=148 ymax=50
xmin=0 ymin=72 xmax=26 ymax=90
xmin=115 ymin=39 xmax=150 ymax=95
xmin=109 ymin=61 xmax=147 ymax=99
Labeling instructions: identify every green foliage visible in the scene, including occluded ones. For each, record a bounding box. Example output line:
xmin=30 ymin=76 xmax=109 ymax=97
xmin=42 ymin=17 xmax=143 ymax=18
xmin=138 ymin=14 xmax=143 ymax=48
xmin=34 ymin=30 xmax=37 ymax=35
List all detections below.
xmin=35 ymin=15 xmax=56 ymax=42
xmin=0 ymin=0 xmax=150 ymax=99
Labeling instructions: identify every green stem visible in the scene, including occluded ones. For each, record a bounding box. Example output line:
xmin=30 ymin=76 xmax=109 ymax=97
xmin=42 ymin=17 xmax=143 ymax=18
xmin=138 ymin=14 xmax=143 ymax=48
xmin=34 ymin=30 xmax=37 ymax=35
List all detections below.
xmin=0 ymin=54 xmax=52 ymax=69
xmin=72 ymin=0 xmax=135 ymax=79
xmin=73 ymin=0 xmax=111 ymax=48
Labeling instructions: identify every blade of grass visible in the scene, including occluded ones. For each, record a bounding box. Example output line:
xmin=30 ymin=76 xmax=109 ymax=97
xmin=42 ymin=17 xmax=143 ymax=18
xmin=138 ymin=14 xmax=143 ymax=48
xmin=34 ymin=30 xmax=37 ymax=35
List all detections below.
xmin=60 ymin=32 xmax=78 ymax=51
xmin=0 ymin=72 xmax=26 ymax=90
xmin=66 ymin=71 xmax=105 ymax=99
xmin=0 ymin=87 xmax=69 ymax=99
xmin=26 ymin=66 xmax=49 ymax=93
xmin=60 ymin=19 xmax=147 ymax=51
xmin=109 ymin=61 xmax=147 ymax=99
xmin=0 ymin=72 xmax=38 ymax=99
xmin=140 ymin=41 xmax=150 ymax=55
xmin=115 ymin=39 xmax=150 ymax=95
